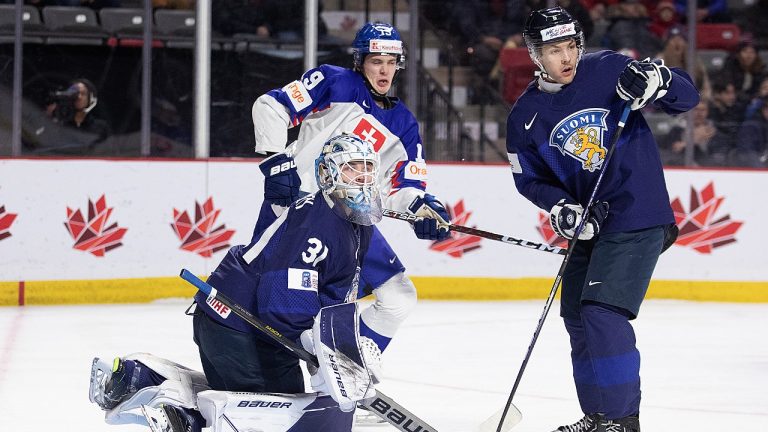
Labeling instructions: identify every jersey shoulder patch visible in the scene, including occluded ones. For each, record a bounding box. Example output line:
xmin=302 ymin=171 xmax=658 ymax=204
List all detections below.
xmin=282 ymin=80 xmax=313 ymax=112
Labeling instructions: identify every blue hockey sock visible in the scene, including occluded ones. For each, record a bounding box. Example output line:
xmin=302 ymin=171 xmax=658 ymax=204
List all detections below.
xmin=564 ymin=317 xmax=602 ymax=415
xmin=359 ymin=317 xmax=392 ymax=352
xmin=580 ymin=302 xmax=641 ymax=419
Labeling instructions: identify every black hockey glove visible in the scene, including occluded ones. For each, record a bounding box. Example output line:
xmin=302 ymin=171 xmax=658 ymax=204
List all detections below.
xmin=259 ymin=153 xmax=301 ymax=207
xmin=408 ymin=193 xmax=451 ymax=241
xmin=549 ymin=199 xmax=609 ymax=241
xmin=616 ymin=58 xmax=672 ymax=111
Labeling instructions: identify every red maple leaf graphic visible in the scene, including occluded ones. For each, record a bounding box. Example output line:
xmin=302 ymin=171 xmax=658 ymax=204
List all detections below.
xmin=429 ymin=199 xmax=482 ymax=258
xmin=171 ymin=197 xmax=235 ymax=258
xmin=536 ymin=212 xmax=569 ymax=248
xmin=0 ymin=205 xmax=18 ymax=242
xmin=670 ymin=181 xmax=743 ymax=254
xmin=64 ymin=195 xmax=128 ymax=257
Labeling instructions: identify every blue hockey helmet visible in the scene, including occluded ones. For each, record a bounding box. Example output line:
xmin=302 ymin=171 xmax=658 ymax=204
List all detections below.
xmin=523 ymin=7 xmax=585 ymax=72
xmin=352 ymin=22 xmax=406 ymax=70
xmin=315 ymin=133 xmax=383 ymax=226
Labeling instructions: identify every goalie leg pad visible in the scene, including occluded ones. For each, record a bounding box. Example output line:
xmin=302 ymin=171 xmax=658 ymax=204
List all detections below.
xmin=314 ymin=303 xmax=376 ymax=412
xmin=197 ymin=390 xmax=353 ymax=432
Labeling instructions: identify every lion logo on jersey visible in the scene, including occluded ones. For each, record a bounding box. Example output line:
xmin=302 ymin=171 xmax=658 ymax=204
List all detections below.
xmin=549 ymin=108 xmax=609 ymax=172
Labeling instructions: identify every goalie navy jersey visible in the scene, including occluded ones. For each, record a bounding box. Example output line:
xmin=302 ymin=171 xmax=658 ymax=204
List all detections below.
xmin=506 ymin=50 xmax=700 ymax=233
xmin=253 ymin=64 xmax=429 ymax=212
xmin=194 ymin=193 xmax=373 ymax=341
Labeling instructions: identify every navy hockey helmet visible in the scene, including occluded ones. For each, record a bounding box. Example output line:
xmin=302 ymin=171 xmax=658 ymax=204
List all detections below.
xmin=523 ymin=7 xmax=585 ymax=71
xmin=352 ymin=22 xmax=406 ymax=70
xmin=315 ymin=133 xmax=383 ymax=226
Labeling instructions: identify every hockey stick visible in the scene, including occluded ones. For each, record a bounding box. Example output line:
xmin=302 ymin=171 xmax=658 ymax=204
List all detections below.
xmin=484 ymin=104 xmax=632 ymax=432
xmin=179 ymin=269 xmax=439 ymax=432
xmin=382 ymin=209 xmax=567 ymax=256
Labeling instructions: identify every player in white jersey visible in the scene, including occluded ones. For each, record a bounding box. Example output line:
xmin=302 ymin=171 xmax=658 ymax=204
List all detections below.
xmin=251 ymin=22 xmax=451 ymax=370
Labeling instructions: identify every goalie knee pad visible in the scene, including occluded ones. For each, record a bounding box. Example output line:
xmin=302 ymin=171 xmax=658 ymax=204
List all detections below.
xmin=197 ymin=390 xmax=353 ymax=432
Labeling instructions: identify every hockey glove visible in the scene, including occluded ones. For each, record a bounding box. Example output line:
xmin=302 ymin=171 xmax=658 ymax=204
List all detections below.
xmin=616 ymin=58 xmax=672 ymax=111
xmin=408 ymin=193 xmax=451 ymax=241
xmin=259 ymin=153 xmax=301 ymax=207
xmin=549 ymin=199 xmax=609 ymax=241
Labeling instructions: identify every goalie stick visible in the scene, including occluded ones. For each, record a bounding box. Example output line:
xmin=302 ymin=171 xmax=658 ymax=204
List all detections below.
xmin=382 ymin=209 xmax=567 ymax=256
xmin=482 ymin=104 xmax=633 ymax=432
xmin=179 ymin=269 xmax=438 ymax=432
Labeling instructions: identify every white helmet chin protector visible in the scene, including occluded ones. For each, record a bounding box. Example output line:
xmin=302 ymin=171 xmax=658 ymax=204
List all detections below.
xmin=315 ymin=133 xmax=383 ymax=226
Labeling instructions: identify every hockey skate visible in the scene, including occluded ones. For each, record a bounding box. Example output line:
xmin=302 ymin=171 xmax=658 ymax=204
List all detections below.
xmin=141 ymin=404 xmax=203 ymax=432
xmin=552 ymin=413 xmax=602 ymax=432
xmin=90 ymin=357 xmax=137 ymax=410
xmin=601 ymin=415 xmax=640 ymax=432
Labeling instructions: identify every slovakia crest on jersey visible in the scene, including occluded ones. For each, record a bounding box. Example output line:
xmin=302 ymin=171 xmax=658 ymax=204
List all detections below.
xmin=549 ymin=108 xmax=609 ymax=172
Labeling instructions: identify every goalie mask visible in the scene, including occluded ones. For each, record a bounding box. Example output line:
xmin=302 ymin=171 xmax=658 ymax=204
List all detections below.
xmin=523 ymin=7 xmax=585 ymax=77
xmin=315 ymin=133 xmax=383 ymax=226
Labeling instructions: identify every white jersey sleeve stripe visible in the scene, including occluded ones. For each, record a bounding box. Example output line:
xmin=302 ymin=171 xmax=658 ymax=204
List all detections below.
xmin=242 ymin=208 xmax=291 ymax=264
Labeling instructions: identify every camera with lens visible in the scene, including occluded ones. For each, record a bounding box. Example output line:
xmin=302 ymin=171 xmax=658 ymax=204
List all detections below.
xmin=51 ymin=86 xmax=80 ymax=122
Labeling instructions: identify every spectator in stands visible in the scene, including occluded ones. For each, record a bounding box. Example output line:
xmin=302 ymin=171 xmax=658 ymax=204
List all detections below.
xmin=708 ymin=79 xmax=745 ymax=151
xmin=733 ymin=95 xmax=768 ymax=168
xmin=673 ymin=0 xmax=730 ymax=24
xmin=604 ymin=0 xmax=662 ymax=59
xmin=719 ymin=39 xmax=767 ymax=104
xmin=660 ymin=100 xmax=731 ymax=166
xmin=737 ymin=0 xmax=768 ymax=51
xmin=656 ymin=24 xmax=711 ymax=100
xmin=449 ymin=0 xmax=527 ymax=81
xmin=648 ymin=1 xmax=680 ymax=40
xmin=24 ymin=78 xmax=111 ymax=153
xmin=745 ymin=76 xmax=768 ymax=119
xmin=212 ymin=0 xmax=270 ymax=38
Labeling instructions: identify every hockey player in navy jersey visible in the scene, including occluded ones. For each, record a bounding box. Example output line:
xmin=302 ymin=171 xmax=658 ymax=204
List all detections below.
xmin=506 ymin=7 xmax=699 ymax=432
xmin=251 ymin=21 xmax=450 ymax=382
xmin=89 ymin=134 xmax=390 ymax=432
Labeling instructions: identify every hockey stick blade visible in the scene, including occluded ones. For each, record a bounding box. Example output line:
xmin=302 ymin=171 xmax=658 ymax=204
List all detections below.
xmin=382 ymin=209 xmax=566 ymax=256
xmin=476 ymin=405 xmax=522 ymax=432
xmin=179 ymin=269 xmax=440 ymax=432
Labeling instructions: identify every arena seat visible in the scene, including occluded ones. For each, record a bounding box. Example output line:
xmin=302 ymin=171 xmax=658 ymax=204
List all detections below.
xmin=41 ymin=6 xmax=107 ymax=45
xmin=500 ymin=47 xmax=537 ymax=105
xmin=0 ymin=5 xmax=46 ymax=43
xmin=696 ymin=23 xmax=741 ymax=51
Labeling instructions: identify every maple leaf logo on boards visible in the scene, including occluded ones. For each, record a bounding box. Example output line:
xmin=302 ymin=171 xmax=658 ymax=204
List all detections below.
xmin=428 ymin=199 xmax=482 ymax=258
xmin=0 ymin=205 xmax=18 ymax=242
xmin=671 ymin=181 xmax=742 ymax=253
xmin=64 ymin=195 xmax=128 ymax=256
xmin=171 ymin=197 xmax=235 ymax=258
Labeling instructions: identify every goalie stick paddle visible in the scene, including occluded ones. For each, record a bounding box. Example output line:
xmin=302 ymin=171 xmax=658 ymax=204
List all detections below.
xmin=179 ymin=269 xmax=439 ymax=432
xmin=382 ymin=209 xmax=567 ymax=256
xmin=486 ymin=104 xmax=632 ymax=432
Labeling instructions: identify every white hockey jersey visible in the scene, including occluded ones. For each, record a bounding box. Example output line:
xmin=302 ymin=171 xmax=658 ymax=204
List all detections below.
xmin=252 ymin=64 xmax=429 ymax=212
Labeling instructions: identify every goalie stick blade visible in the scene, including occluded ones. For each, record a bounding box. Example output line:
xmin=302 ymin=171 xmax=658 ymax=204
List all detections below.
xmin=475 ymin=404 xmax=523 ymax=432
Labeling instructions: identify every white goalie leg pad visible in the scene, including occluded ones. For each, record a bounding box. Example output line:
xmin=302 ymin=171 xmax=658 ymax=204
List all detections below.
xmin=197 ymin=390 xmax=353 ymax=432
xmin=313 ymin=303 xmax=376 ymax=412
xmin=103 ymin=353 xmax=210 ymax=426
xmin=360 ymin=272 xmax=417 ymax=339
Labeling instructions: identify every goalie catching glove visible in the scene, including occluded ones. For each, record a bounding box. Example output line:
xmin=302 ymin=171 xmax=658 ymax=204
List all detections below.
xmin=616 ymin=58 xmax=672 ymax=111
xmin=407 ymin=193 xmax=451 ymax=241
xmin=550 ymin=199 xmax=609 ymax=241
xmin=259 ymin=153 xmax=301 ymax=207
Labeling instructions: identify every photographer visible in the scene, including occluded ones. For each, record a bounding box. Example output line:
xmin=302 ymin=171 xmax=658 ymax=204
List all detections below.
xmin=25 ymin=78 xmax=111 ymax=154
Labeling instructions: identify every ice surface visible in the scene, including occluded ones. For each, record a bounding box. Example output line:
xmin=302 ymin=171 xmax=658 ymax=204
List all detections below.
xmin=0 ymin=299 xmax=765 ymax=431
